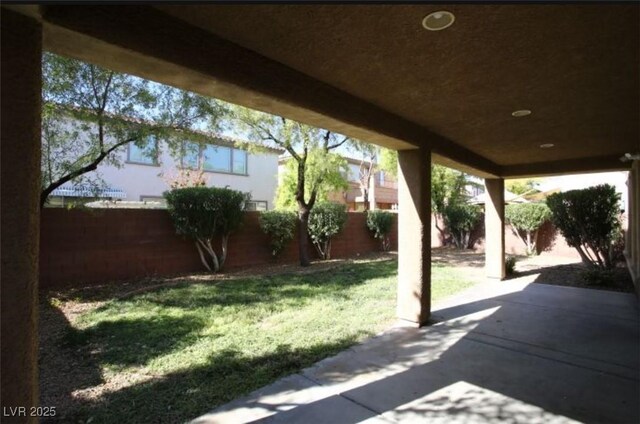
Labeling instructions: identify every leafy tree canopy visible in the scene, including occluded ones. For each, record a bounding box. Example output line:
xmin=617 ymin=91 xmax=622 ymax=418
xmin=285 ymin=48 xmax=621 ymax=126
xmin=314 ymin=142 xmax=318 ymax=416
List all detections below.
xmin=378 ymin=148 xmax=398 ymax=177
xmin=546 ymin=184 xmax=621 ymax=269
xmin=232 ymin=106 xmax=353 ymax=266
xmin=276 ymin=150 xmax=349 ymax=210
xmin=41 ymin=52 xmax=228 ymax=206
xmin=505 ymin=178 xmax=542 ymax=195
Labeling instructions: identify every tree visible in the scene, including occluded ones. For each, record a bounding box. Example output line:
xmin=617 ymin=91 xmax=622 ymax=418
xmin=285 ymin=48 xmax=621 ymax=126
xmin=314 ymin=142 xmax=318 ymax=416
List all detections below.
xmin=275 ymin=150 xmax=349 ymax=210
xmin=259 ymin=210 xmax=298 ymax=257
xmin=41 ymin=52 xmax=227 ymax=207
xmin=442 ymin=202 xmax=482 ymax=249
xmin=505 ymin=178 xmax=542 ymax=196
xmin=431 ymin=164 xmax=472 ymax=243
xmin=308 ymin=203 xmax=348 ymax=260
xmin=363 ymin=150 xmax=481 ymax=246
xmin=546 ymin=185 xmax=622 ymax=269
xmin=234 ymin=107 xmax=352 ymax=266
xmin=164 ymin=187 xmax=249 ymax=272
xmin=161 ymin=167 xmax=208 ymax=189
xmin=350 ymin=141 xmax=379 ymax=210
xmin=366 ymin=210 xmax=394 ymax=251
xmin=505 ymin=203 xmax=551 ymax=255
xmin=378 ymin=148 xmax=398 ymax=177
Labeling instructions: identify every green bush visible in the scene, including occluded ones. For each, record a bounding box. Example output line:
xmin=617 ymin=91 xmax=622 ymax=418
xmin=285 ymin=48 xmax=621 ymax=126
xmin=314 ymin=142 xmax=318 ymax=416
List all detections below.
xmin=580 ymin=269 xmax=616 ymax=287
xmin=366 ymin=210 xmax=394 ymax=251
xmin=308 ymin=202 xmax=348 ymax=260
xmin=443 ymin=202 xmax=482 ymax=249
xmin=259 ymin=210 xmax=297 ymax=257
xmin=505 ymin=255 xmax=517 ymax=276
xmin=164 ymin=187 xmax=250 ymax=272
xmin=546 ymin=184 xmax=621 ymax=269
xmin=505 ymin=203 xmax=551 ymax=255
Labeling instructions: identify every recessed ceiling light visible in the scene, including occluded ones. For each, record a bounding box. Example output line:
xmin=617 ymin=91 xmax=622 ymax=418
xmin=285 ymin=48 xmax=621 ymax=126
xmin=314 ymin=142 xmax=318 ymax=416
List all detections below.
xmin=540 ymin=143 xmax=555 ymax=149
xmin=422 ymin=11 xmax=455 ymax=31
xmin=512 ymin=109 xmax=532 ymax=117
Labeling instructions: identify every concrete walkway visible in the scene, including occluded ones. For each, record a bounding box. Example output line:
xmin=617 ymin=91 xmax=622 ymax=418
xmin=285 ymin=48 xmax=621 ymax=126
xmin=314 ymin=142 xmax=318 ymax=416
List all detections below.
xmin=193 ymin=278 xmax=639 ymax=423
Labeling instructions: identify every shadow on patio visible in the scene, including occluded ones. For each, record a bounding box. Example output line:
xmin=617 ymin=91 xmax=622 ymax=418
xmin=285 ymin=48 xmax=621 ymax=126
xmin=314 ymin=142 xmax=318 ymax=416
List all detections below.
xmin=195 ymin=280 xmax=639 ymax=423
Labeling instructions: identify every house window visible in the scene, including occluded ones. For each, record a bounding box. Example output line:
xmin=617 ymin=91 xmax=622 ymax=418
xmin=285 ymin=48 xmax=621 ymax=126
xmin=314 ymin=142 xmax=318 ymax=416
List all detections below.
xmin=246 ymin=200 xmax=268 ymax=211
xmin=203 ymin=145 xmax=231 ymax=172
xmin=182 ymin=141 xmax=201 ymax=170
xmin=181 ymin=142 xmax=248 ymax=175
xmin=128 ymin=136 xmax=158 ymax=165
xmin=232 ymin=149 xmax=247 ymax=174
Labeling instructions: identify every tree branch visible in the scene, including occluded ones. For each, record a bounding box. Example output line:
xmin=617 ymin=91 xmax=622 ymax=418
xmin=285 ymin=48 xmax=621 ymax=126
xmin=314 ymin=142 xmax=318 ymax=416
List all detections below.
xmin=327 ymin=135 xmax=350 ymax=151
xmin=40 ymin=136 xmax=138 ymax=208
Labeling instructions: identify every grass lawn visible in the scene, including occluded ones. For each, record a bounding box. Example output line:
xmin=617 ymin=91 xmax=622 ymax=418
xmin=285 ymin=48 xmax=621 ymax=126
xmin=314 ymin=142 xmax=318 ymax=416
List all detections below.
xmin=43 ymin=258 xmax=476 ymax=423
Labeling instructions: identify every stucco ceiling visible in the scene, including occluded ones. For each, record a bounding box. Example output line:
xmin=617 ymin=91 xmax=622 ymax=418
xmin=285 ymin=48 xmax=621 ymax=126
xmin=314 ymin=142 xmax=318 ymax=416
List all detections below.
xmin=155 ymin=4 xmax=639 ymax=167
xmin=6 ymin=3 xmax=638 ymax=176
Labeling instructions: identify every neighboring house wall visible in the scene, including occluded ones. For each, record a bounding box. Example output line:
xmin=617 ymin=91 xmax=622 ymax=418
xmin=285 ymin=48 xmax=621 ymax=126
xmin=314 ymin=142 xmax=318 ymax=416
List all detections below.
xmin=97 ymin=141 xmax=279 ymax=208
xmin=46 ymin=117 xmax=280 ymax=209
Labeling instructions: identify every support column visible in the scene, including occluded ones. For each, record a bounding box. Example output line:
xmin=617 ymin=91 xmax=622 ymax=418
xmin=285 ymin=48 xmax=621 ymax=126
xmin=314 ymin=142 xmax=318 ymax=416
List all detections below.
xmin=397 ymin=148 xmax=431 ymax=325
xmin=627 ymin=162 xmax=640 ymax=295
xmin=485 ymin=178 xmax=505 ymax=279
xmin=1 ymin=9 xmax=42 ymax=418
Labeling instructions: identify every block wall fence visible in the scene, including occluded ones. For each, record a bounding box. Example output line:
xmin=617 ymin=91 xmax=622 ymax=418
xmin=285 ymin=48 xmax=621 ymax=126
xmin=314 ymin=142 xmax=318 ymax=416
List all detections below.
xmin=39 ymin=210 xmax=398 ymax=289
xmin=40 ymin=209 xmax=579 ymax=289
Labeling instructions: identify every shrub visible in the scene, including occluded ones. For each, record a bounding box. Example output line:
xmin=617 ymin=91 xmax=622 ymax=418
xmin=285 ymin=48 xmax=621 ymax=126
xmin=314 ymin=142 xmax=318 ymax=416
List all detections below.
xmin=581 ymin=269 xmax=616 ymax=287
xmin=259 ymin=210 xmax=297 ymax=257
xmin=505 ymin=255 xmax=517 ymax=276
xmin=443 ymin=202 xmax=482 ymax=249
xmin=308 ymin=202 xmax=348 ymax=260
xmin=505 ymin=203 xmax=551 ymax=255
xmin=546 ymin=184 xmax=621 ymax=269
xmin=366 ymin=210 xmax=394 ymax=251
xmin=164 ymin=187 xmax=250 ymax=272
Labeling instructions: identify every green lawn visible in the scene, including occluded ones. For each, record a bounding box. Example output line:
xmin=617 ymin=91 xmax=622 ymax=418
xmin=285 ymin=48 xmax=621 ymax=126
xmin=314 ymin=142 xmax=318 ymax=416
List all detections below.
xmin=53 ymin=259 xmax=475 ymax=423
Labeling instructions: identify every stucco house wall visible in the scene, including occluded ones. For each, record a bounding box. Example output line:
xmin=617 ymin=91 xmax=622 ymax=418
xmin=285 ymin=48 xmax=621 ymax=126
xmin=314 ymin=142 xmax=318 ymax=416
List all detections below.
xmin=46 ymin=117 xmax=281 ymax=209
xmin=97 ymin=142 xmax=279 ymax=208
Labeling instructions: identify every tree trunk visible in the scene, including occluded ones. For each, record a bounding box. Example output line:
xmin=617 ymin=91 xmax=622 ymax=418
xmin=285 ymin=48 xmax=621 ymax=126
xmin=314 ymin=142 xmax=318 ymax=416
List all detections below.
xmin=434 ymin=217 xmax=447 ymax=245
xmin=220 ymin=234 xmax=229 ymax=269
xmin=363 ymin=189 xmax=369 ymax=211
xmin=298 ymin=208 xmax=311 ymax=266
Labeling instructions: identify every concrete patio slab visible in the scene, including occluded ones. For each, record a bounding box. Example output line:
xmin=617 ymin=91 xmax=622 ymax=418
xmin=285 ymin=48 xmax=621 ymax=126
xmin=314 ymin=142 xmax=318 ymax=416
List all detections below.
xmin=192 ymin=280 xmax=639 ymax=424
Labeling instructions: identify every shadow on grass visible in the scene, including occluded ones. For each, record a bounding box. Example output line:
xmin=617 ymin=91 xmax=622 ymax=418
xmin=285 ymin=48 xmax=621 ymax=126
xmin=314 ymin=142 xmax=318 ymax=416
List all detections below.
xmin=65 ymin=339 xmax=361 ymax=424
xmin=39 ymin=300 xmax=104 ymax=421
xmin=41 ymin=260 xmax=398 ymax=422
xmin=100 ymin=260 xmax=397 ymax=311
xmin=70 ymin=315 xmax=208 ymax=368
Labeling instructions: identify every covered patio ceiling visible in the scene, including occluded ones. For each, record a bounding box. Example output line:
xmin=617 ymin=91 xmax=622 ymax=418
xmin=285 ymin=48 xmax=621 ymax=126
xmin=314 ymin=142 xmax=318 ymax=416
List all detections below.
xmin=11 ymin=4 xmax=640 ymax=177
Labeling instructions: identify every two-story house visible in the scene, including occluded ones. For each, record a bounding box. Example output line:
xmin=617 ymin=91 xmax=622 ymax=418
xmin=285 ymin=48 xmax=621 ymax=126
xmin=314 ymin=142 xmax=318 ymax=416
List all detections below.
xmin=278 ymin=156 xmax=398 ymax=211
xmin=48 ymin=126 xmax=283 ymax=210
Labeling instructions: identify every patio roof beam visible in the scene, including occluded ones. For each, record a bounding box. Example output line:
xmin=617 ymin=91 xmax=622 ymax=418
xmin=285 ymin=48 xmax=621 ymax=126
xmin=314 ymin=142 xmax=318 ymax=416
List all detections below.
xmin=502 ymin=155 xmax=631 ymax=178
xmin=38 ymin=5 xmax=500 ymax=178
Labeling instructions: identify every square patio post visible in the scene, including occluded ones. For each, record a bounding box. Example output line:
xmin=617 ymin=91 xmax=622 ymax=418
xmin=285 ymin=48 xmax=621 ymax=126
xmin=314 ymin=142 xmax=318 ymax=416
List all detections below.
xmin=485 ymin=178 xmax=505 ymax=279
xmin=1 ymin=10 xmax=42 ymax=418
xmin=628 ymin=162 xmax=640 ymax=295
xmin=397 ymin=147 xmax=431 ymax=325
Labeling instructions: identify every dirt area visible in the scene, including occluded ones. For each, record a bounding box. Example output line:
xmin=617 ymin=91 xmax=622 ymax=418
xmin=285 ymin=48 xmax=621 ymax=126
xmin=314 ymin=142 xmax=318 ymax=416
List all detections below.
xmin=432 ymin=246 xmax=635 ymax=293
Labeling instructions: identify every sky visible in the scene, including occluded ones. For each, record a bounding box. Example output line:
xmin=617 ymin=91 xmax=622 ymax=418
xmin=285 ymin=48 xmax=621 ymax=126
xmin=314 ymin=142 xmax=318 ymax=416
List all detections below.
xmin=537 ymin=170 xmax=630 ymax=210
